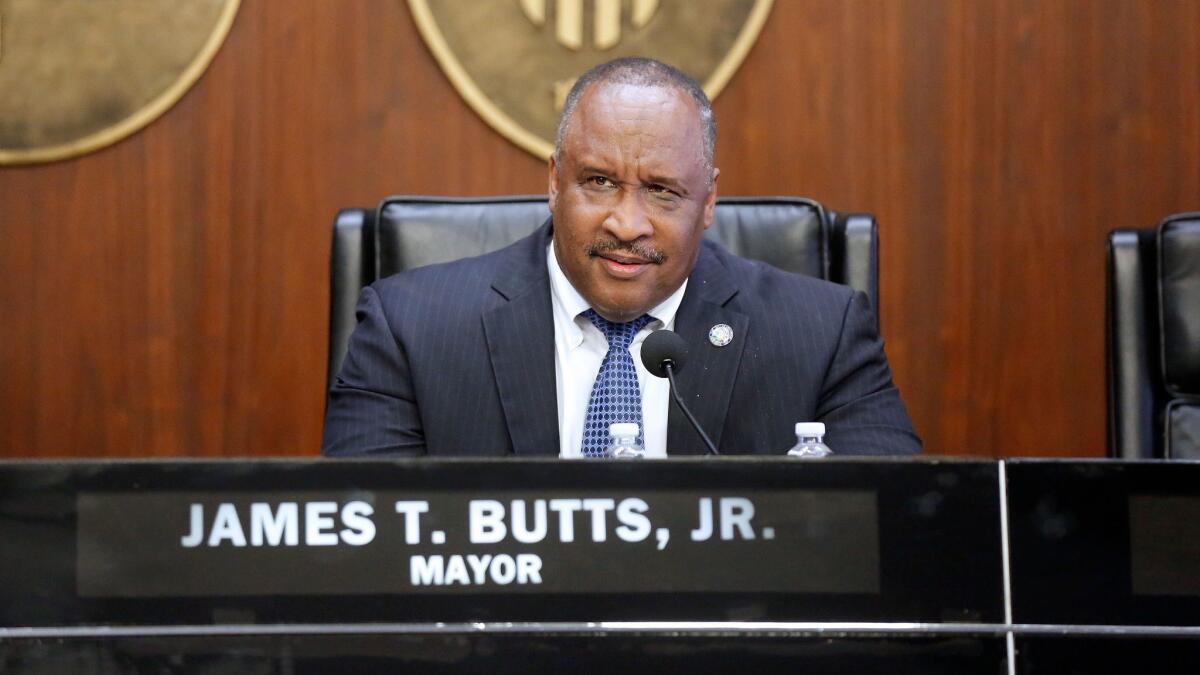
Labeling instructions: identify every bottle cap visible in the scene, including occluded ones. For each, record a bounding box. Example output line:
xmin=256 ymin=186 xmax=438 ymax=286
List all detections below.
xmin=795 ymin=422 xmax=826 ymax=437
xmin=609 ymin=422 xmax=639 ymax=438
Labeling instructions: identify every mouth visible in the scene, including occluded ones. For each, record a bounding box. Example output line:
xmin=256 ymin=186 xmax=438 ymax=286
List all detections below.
xmin=595 ymin=253 xmax=651 ymax=279
xmin=585 ymin=241 xmax=665 ymax=280
xmin=600 ymin=251 xmax=652 ymax=265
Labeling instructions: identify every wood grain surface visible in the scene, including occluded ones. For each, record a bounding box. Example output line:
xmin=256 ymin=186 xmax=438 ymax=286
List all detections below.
xmin=1 ymin=0 xmax=1197 ymax=458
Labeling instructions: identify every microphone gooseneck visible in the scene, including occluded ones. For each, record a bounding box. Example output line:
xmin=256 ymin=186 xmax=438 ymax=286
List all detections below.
xmin=641 ymin=330 xmax=720 ymax=455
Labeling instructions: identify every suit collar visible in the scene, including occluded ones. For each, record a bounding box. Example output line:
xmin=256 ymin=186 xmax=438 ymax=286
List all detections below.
xmin=483 ymin=222 xmax=559 ymax=456
xmin=489 ymin=221 xmax=554 ymax=302
xmin=667 ymin=242 xmax=748 ymax=455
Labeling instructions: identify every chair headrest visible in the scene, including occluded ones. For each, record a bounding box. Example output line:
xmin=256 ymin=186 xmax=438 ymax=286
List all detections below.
xmin=376 ymin=196 xmax=829 ymax=280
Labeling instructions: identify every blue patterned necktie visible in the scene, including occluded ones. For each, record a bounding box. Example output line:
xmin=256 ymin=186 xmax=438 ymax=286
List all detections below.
xmin=581 ymin=310 xmax=654 ymax=458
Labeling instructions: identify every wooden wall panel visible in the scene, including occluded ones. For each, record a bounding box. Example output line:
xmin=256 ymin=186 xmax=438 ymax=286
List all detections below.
xmin=1 ymin=0 xmax=1197 ymax=458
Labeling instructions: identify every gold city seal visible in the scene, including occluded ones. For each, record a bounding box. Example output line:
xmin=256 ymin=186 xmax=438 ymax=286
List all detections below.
xmin=0 ymin=0 xmax=239 ymax=165
xmin=408 ymin=0 xmax=773 ymax=159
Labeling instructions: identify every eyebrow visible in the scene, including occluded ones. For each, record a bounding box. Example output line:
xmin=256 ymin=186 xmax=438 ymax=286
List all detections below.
xmin=578 ymin=165 xmax=614 ymax=177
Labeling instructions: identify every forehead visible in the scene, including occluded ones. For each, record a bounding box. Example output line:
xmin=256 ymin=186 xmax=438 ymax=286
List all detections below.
xmin=562 ymin=82 xmax=706 ymax=171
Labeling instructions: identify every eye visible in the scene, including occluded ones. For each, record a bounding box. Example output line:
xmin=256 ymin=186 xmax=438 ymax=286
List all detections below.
xmin=587 ymin=175 xmax=613 ymax=187
xmin=647 ymin=183 xmax=678 ymax=199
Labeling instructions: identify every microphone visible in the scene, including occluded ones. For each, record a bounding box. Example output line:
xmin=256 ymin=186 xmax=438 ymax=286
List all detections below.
xmin=641 ymin=330 xmax=720 ymax=455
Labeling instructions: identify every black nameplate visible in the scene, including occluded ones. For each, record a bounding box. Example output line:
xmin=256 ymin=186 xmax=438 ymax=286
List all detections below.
xmin=1007 ymin=460 xmax=1200 ymax=625
xmin=0 ymin=458 xmax=1002 ymax=626
xmin=76 ymin=489 xmax=879 ymax=597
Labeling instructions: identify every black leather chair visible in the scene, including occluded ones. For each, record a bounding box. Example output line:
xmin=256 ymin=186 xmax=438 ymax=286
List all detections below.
xmin=1107 ymin=212 xmax=1200 ymax=458
xmin=329 ymin=195 xmax=880 ymax=391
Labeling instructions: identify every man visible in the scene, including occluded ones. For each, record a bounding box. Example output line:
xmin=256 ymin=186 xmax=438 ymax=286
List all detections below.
xmin=322 ymin=58 xmax=921 ymax=457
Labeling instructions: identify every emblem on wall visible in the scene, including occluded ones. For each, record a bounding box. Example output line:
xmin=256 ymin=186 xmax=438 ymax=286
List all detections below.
xmin=0 ymin=0 xmax=239 ymax=165
xmin=407 ymin=0 xmax=773 ymax=159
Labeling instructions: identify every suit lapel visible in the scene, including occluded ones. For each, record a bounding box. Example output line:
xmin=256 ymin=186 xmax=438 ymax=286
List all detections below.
xmin=667 ymin=245 xmax=748 ymax=455
xmin=482 ymin=223 xmax=559 ymax=456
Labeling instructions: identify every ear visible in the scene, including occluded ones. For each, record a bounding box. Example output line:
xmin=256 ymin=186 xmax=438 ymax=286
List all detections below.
xmin=702 ymin=167 xmax=720 ymax=229
xmin=547 ymin=155 xmax=559 ymax=212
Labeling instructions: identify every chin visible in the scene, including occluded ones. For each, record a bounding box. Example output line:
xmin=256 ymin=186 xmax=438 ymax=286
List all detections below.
xmin=594 ymin=299 xmax=651 ymax=322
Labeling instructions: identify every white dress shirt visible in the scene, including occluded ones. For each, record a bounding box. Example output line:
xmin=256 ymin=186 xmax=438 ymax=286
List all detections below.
xmin=548 ymin=242 xmax=687 ymax=458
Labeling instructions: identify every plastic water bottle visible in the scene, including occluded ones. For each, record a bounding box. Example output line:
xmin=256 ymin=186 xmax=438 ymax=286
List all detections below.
xmin=606 ymin=422 xmax=645 ymax=459
xmin=787 ymin=422 xmax=833 ymax=458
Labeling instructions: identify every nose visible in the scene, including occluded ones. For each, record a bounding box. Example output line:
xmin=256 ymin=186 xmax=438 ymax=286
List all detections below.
xmin=602 ymin=191 xmax=654 ymax=242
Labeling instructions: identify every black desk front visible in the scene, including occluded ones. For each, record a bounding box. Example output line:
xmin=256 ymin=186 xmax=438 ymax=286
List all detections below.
xmin=0 ymin=457 xmax=1196 ymax=673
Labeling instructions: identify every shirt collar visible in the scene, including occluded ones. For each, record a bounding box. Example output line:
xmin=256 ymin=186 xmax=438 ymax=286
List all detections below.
xmin=547 ymin=240 xmax=687 ymax=347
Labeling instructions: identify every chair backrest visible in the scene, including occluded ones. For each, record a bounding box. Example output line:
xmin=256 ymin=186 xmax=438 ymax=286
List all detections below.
xmin=1107 ymin=212 xmax=1200 ymax=458
xmin=329 ymin=195 xmax=879 ymax=391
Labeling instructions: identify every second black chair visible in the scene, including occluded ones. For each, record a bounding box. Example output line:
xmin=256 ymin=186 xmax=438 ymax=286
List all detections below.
xmin=1107 ymin=212 xmax=1200 ymax=458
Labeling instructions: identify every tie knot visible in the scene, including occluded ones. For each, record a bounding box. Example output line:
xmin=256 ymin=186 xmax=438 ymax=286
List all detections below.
xmin=583 ymin=310 xmax=654 ymax=349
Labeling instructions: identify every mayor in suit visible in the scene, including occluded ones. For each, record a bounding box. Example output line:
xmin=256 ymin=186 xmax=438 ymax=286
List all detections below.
xmin=322 ymin=57 xmax=921 ymax=458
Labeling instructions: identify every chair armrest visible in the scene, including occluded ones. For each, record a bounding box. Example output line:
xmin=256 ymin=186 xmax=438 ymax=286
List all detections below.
xmin=1106 ymin=228 xmax=1159 ymax=458
xmin=829 ymin=211 xmax=879 ymax=330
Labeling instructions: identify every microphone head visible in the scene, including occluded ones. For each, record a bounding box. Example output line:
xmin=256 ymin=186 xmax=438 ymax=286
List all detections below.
xmin=641 ymin=330 xmax=689 ymax=378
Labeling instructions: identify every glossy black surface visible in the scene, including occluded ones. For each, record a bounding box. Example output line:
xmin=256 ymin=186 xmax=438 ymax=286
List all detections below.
xmin=1017 ymin=636 xmax=1200 ymax=674
xmin=0 ymin=632 xmax=1007 ymax=674
xmin=1007 ymin=460 xmax=1200 ymax=625
xmin=0 ymin=458 xmax=1003 ymax=626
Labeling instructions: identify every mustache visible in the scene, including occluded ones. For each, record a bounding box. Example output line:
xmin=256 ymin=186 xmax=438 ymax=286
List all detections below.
xmin=586 ymin=239 xmax=667 ymax=264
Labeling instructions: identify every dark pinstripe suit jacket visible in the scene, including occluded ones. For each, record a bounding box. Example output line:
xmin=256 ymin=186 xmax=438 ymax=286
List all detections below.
xmin=322 ymin=223 xmax=921 ymax=456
